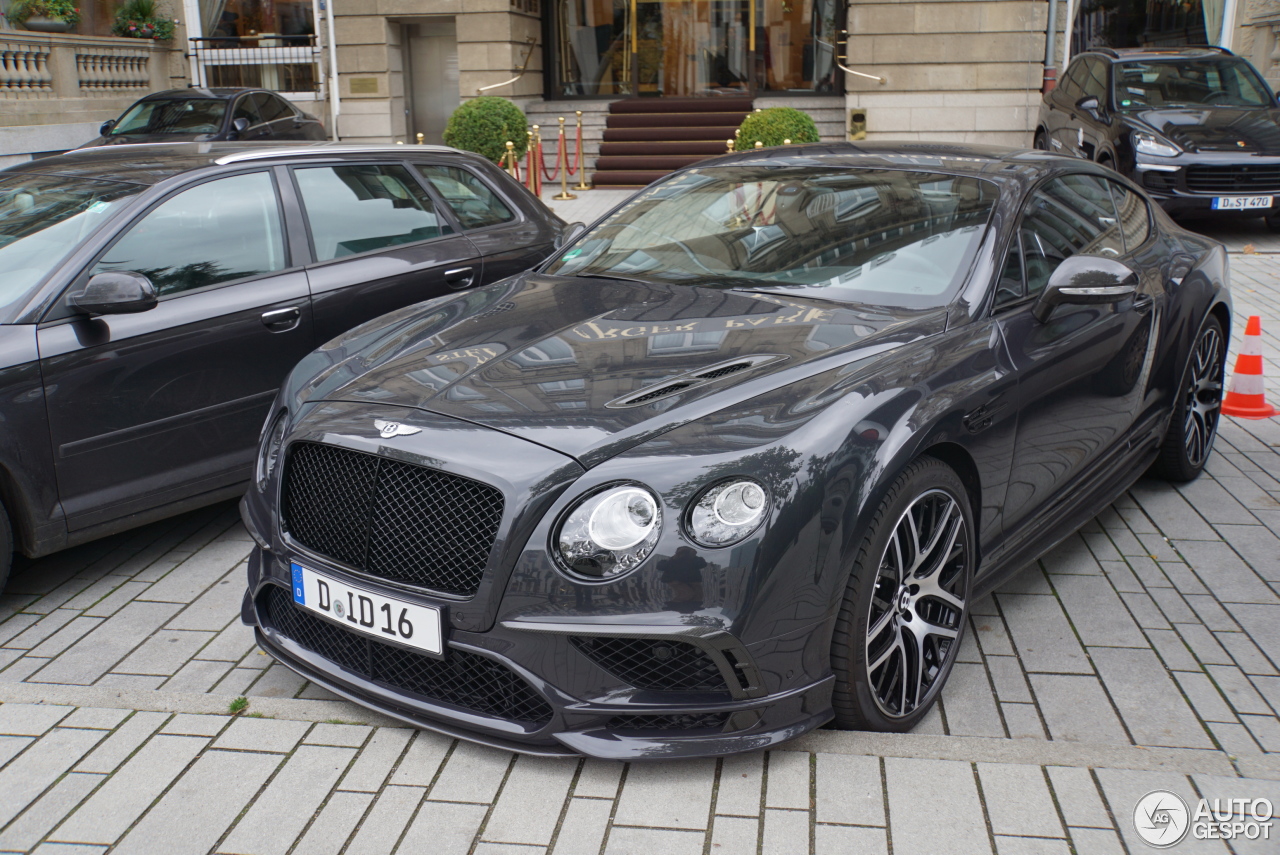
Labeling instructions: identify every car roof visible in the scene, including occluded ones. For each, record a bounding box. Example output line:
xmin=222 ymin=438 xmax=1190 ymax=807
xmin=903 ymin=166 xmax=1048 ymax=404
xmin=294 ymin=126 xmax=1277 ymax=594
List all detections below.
xmin=1081 ymin=46 xmax=1236 ymax=63
xmin=138 ymin=87 xmax=267 ymax=101
xmin=0 ymin=142 xmax=474 ymax=186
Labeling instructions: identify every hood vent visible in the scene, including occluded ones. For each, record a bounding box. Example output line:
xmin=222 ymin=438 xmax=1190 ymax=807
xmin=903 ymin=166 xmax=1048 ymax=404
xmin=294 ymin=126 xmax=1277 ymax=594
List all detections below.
xmin=606 ymin=354 xmax=788 ymax=409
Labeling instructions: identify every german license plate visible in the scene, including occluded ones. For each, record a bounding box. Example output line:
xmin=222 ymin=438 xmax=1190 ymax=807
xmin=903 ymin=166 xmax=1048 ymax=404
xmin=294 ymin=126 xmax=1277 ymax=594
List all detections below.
xmin=290 ymin=562 xmax=443 ymax=657
xmin=1212 ymin=196 xmax=1272 ymax=210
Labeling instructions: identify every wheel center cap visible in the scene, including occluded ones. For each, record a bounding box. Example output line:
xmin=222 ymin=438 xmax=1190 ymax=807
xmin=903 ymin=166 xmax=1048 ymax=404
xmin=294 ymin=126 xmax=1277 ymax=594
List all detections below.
xmin=895 ymin=585 xmax=912 ymax=614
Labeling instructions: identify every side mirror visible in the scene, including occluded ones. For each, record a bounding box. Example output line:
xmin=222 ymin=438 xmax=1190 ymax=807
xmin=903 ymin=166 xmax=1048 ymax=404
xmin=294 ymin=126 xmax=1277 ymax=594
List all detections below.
xmin=99 ymin=119 xmax=117 ymax=137
xmin=1076 ymin=96 xmax=1105 ymax=121
xmin=72 ymin=271 xmax=158 ymax=315
xmin=231 ymin=117 xmax=251 ymax=137
xmin=1033 ymin=255 xmax=1138 ymax=323
xmin=555 ymin=221 xmax=587 ymax=250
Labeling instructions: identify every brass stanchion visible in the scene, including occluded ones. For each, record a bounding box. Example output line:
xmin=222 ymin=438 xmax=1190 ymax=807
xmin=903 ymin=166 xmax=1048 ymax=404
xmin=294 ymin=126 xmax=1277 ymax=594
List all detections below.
xmin=553 ymin=117 xmax=577 ymax=200
xmin=503 ymin=141 xmax=517 ymax=179
xmin=754 ymin=141 xmax=764 ymax=149
xmin=783 ymin=139 xmax=791 ymax=145
xmin=532 ymin=126 xmax=544 ymax=196
xmin=416 ymin=132 xmax=424 ymax=145
xmin=726 ymin=139 xmax=735 ymax=153
xmin=574 ymin=110 xmax=591 ymax=191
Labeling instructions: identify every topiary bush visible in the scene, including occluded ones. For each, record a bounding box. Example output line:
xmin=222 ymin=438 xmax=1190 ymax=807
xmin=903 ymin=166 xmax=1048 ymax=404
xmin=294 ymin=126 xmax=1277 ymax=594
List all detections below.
xmin=443 ymin=97 xmax=528 ymax=164
xmin=734 ymin=107 xmax=820 ymax=151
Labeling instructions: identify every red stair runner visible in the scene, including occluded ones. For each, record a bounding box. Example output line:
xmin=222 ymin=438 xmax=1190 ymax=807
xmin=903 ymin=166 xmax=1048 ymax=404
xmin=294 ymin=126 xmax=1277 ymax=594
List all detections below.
xmin=593 ymin=96 xmax=752 ymax=188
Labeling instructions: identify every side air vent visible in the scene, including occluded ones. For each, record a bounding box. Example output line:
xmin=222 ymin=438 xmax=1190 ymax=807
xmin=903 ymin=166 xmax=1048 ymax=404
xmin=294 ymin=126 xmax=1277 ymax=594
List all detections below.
xmin=606 ymin=354 xmax=787 ymax=409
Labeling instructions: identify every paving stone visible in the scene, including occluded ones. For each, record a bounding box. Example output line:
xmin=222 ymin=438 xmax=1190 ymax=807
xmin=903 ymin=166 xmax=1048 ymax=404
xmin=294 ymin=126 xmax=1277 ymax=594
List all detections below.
xmin=1225 ymin=603 xmax=1280 ymax=666
xmin=709 ymin=816 xmax=758 ymax=855
xmin=305 ymin=723 xmax=372 ymax=748
xmin=573 ymin=759 xmax=622 ymax=800
xmin=289 ymin=790 xmax=371 ymax=855
xmin=957 ymin=624 xmax=983 ymax=663
xmin=1160 ymin=562 xmax=1210 ymax=596
xmin=429 ymin=740 xmax=512 ymax=803
xmin=1131 ymin=484 xmax=1219 ymax=541
xmin=29 ymin=601 xmax=181 ymax=685
xmin=1146 ymin=628 xmax=1203 ymax=671
xmin=885 ymin=758 xmax=991 ymax=855
xmin=28 ymin=617 xmax=106 ymax=659
xmin=114 ymin=629 xmax=216 ymax=676
xmin=337 ymin=727 xmax=413 ymax=792
xmin=74 ymin=711 xmax=168 ymax=774
xmin=343 ymin=786 xmax=426 ymax=855
xmin=993 ymin=837 xmax=1070 ymax=855
xmin=1205 ymin=664 xmax=1272 ymax=716
xmin=0 ymin=771 xmax=104 ymax=853
xmin=483 ymin=756 xmax=578 ymax=845
xmin=1090 ymin=647 xmax=1213 ymax=748
xmin=815 ymin=824 xmax=888 ymax=854
xmin=0 ymin=613 xmax=41 ymax=647
xmin=1029 ymin=675 xmax=1130 ymax=745
xmin=1215 ymin=631 xmax=1279 ymax=675
xmin=614 ymin=759 xmax=716 ymax=830
xmin=1190 ymin=774 xmax=1280 ymax=855
xmin=1172 ymin=670 xmax=1236 ymax=723
xmin=0 ymin=656 xmax=50 ymax=683
xmin=761 ymin=808 xmax=808 ymax=855
xmin=0 ymin=726 xmax=104 ymax=827
xmin=59 ymin=707 xmax=129 ymax=731
xmin=472 ymin=844 xmax=544 ymax=855
xmin=94 ymin=674 xmax=164 ymax=691
xmin=1050 ymin=574 xmax=1147 ymax=647
xmin=6 ymin=609 xmax=80 ymax=650
xmin=942 ymin=661 xmax=1005 ymax=737
xmin=213 ymin=667 xmax=264 ymax=697
xmin=0 ymin=702 xmax=72 ymax=735
xmin=765 ymin=750 xmax=810 ymax=809
xmin=1118 ymin=505 xmax=1157 ymax=533
xmin=111 ymin=749 xmax=280 ymax=855
xmin=54 ymin=734 xmax=209 ymax=843
xmin=163 ymin=713 xmax=228 ymax=737
xmin=161 ymin=658 xmax=233 ymax=693
xmin=165 ymin=568 xmax=246 ymax=633
xmin=970 ymin=593 xmax=1000 ymax=616
xmin=198 ymin=621 xmax=259 ymax=663
xmin=215 ymin=717 xmax=309 ymax=753
xmin=716 ymin=750 xmax=763 ymax=817
xmin=978 ymin=763 xmax=1063 ymax=838
xmin=1001 ymin=703 xmax=1047 ymax=739
xmin=603 ymin=827 xmax=704 ymax=855
xmin=1213 ymin=524 xmax=1280 ymax=582
xmin=1138 ymin=532 xmax=1182 ymax=562
xmin=246 ymin=663 xmax=306 ymax=698
xmin=815 ymin=753 xmax=882 ymax=826
xmin=550 ymin=798 xmax=612 ymax=855
xmin=297 ymin=683 xmax=341 ymax=701
xmin=1178 ymin=624 xmax=1235 ymax=665
xmin=387 ymin=730 xmax=451 ymax=787
xmin=1175 ymin=477 xmax=1256 ymax=525
xmin=1045 ymin=766 xmax=1110 ymax=828
xmin=1253 ymin=675 xmax=1280 ymax=714
xmin=29 ymin=844 xmax=109 ymax=854
xmin=82 ymin=581 xmax=151 ymax=618
xmin=997 ymin=594 xmax=1091 ymax=674
xmin=0 ymin=735 xmax=29 ymax=769
xmin=1098 ymin=560 xmax=1143 ymax=593
xmin=1149 ymin=587 xmax=1199 ymax=624
xmin=218 ymin=745 xmax=355 ymax=855
xmin=985 ymin=656 xmax=1032 ymax=703
xmin=1206 ymin=720 xmax=1262 ymax=756
xmin=997 ymin=567 xmax=1053 ymax=595
xmin=137 ymin=541 xmax=253 ymax=605
xmin=970 ymin=613 xmax=1015 ymax=656
xmin=1094 ymin=769 xmax=1229 ymax=854
xmin=1185 ymin=594 xmax=1242 ymax=632
xmin=1043 ymin=535 xmax=1102 ymax=574
xmin=1176 ymin=540 xmax=1277 ymax=604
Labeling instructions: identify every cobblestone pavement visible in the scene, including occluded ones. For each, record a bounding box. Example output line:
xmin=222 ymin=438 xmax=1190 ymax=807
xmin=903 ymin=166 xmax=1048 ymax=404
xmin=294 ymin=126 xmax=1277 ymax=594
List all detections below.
xmin=2 ymin=225 xmax=1280 ymax=853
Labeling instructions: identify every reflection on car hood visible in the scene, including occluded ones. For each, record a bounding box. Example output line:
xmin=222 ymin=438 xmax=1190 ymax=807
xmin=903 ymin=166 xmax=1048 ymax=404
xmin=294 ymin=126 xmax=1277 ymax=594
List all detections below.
xmin=306 ymin=273 xmax=946 ymax=465
xmin=1129 ymin=107 xmax=1280 ymax=154
xmin=80 ymin=133 xmax=220 ymax=148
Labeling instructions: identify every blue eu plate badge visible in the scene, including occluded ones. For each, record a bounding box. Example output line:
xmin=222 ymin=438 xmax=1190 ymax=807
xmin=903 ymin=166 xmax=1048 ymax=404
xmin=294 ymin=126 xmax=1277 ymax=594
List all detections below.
xmin=292 ymin=563 xmax=306 ymax=605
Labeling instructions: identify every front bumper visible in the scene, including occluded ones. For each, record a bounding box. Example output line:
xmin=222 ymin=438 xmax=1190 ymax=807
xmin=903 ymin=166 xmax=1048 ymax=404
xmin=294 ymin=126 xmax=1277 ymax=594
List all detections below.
xmin=1131 ymin=153 xmax=1280 ymax=216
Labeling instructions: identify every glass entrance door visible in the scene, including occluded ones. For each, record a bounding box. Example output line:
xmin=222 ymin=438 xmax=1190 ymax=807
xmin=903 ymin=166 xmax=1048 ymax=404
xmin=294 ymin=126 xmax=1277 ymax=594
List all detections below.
xmin=633 ymin=0 xmax=751 ymax=97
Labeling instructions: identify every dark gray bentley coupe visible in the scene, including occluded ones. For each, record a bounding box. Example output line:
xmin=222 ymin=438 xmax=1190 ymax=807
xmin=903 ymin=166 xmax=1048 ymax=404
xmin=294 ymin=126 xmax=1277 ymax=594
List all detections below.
xmin=241 ymin=143 xmax=1230 ymax=759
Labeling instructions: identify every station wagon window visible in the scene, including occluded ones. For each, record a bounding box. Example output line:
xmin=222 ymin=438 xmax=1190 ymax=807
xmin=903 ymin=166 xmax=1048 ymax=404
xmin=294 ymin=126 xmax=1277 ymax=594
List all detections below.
xmin=1017 ymin=175 xmax=1124 ymax=296
xmin=416 ymin=165 xmax=515 ymax=230
xmin=294 ymin=164 xmax=453 ymax=261
xmin=91 ymin=171 xmax=285 ymax=297
xmin=1108 ymin=181 xmax=1151 ymax=252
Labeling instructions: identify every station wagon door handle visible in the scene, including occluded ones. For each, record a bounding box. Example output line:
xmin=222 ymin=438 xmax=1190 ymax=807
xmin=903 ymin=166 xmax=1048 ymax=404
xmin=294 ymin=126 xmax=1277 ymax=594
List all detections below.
xmin=261 ymin=306 xmax=302 ymax=331
xmin=445 ymin=267 xmax=475 ymax=289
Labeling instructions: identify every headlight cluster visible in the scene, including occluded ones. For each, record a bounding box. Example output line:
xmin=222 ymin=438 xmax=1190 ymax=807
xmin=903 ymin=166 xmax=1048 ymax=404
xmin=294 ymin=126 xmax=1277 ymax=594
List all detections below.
xmin=554 ymin=478 xmax=768 ymax=581
xmin=1132 ymin=131 xmax=1180 ymax=158
xmin=256 ymin=410 xmax=288 ymax=490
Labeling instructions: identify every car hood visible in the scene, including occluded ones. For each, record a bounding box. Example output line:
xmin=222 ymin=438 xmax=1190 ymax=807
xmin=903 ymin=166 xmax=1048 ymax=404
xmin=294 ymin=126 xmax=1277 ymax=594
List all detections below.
xmin=1127 ymin=107 xmax=1280 ymax=154
xmin=303 ymin=273 xmax=947 ymax=466
xmin=80 ymin=132 xmax=220 ymax=148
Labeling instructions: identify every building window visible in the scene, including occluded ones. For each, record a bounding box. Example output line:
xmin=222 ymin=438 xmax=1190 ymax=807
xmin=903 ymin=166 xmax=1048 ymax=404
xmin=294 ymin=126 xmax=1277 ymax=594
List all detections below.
xmin=188 ymin=0 xmax=320 ymax=95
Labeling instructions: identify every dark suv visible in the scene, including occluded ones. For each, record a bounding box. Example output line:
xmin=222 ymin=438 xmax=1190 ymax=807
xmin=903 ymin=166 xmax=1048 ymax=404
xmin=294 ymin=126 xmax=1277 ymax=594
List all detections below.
xmin=1035 ymin=46 xmax=1280 ymax=226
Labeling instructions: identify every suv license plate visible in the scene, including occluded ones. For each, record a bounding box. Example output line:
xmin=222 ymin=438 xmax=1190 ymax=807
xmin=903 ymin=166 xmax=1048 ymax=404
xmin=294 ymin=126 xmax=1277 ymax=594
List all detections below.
xmin=290 ymin=562 xmax=443 ymax=657
xmin=1212 ymin=196 xmax=1272 ymax=210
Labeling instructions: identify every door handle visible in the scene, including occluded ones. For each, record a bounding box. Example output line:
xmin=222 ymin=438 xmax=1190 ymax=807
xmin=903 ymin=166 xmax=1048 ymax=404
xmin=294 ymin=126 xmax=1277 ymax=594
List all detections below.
xmin=444 ymin=267 xmax=475 ymax=290
xmin=261 ymin=306 xmax=301 ymax=331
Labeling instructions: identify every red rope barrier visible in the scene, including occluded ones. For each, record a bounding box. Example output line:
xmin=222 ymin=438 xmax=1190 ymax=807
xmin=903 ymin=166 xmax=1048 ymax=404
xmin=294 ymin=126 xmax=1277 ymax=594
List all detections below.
xmin=540 ymin=134 xmax=560 ymax=182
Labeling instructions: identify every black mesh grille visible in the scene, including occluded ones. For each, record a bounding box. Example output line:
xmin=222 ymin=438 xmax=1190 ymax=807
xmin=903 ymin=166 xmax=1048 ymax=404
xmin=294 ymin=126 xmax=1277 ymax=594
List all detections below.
xmin=264 ymin=586 xmax=553 ymax=725
xmin=1185 ymin=165 xmax=1280 ymax=195
xmin=282 ymin=441 xmax=504 ymax=596
xmin=572 ymin=636 xmax=729 ymax=692
xmin=1142 ymin=171 xmax=1175 ymax=193
xmin=626 ymin=382 xmax=695 ymax=405
xmin=693 ymin=362 xmax=750 ymax=381
xmin=607 ymin=713 xmax=729 ymax=732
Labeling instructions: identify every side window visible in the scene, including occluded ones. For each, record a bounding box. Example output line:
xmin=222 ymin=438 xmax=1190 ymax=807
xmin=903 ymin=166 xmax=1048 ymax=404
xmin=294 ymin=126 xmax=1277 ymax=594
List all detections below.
xmin=1108 ymin=181 xmax=1151 ymax=252
xmin=993 ymin=241 xmax=1025 ymax=308
xmin=1018 ymin=175 xmax=1124 ymax=295
xmin=232 ymin=96 xmax=264 ymax=127
xmin=416 ymin=165 xmax=515 ymax=230
xmin=1081 ymin=58 xmax=1109 ymax=102
xmin=1060 ymin=60 xmax=1087 ymax=99
xmin=255 ymin=93 xmax=293 ymax=123
xmin=92 ymin=172 xmax=286 ymax=296
xmin=294 ymin=163 xmax=453 ymax=261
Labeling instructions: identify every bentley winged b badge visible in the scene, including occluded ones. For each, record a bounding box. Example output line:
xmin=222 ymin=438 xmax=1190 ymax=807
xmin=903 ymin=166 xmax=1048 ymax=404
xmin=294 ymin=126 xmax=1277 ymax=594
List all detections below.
xmin=374 ymin=419 xmax=421 ymax=439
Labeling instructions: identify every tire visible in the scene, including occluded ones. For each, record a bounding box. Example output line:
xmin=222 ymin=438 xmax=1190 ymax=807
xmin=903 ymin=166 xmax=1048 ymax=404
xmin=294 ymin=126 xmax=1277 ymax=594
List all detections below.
xmin=1098 ymin=154 xmax=1116 ymax=172
xmin=1033 ymin=130 xmax=1049 ymax=151
xmin=1151 ymin=315 xmax=1226 ymax=482
xmin=0 ymin=500 xmax=10 ymax=593
xmin=830 ymin=456 xmax=974 ymax=731
xmin=1265 ymin=213 xmax=1280 ymax=234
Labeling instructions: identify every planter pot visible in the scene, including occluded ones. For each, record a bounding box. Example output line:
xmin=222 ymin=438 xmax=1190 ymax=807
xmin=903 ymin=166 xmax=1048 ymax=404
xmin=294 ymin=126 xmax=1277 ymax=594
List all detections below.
xmin=23 ymin=16 xmax=74 ymax=33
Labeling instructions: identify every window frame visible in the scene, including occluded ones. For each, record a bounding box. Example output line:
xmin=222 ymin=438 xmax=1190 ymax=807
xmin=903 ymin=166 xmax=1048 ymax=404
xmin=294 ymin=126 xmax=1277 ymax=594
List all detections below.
xmin=408 ymin=160 xmax=526 ymax=235
xmin=1104 ymin=178 xmax=1155 ymax=255
xmin=286 ymin=159 xmax=464 ymax=267
xmin=44 ymin=168 xmax=294 ymax=322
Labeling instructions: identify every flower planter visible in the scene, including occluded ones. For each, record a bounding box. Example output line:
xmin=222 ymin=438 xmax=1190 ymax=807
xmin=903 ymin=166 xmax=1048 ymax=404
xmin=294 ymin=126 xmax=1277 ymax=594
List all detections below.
xmin=23 ymin=15 xmax=74 ymax=33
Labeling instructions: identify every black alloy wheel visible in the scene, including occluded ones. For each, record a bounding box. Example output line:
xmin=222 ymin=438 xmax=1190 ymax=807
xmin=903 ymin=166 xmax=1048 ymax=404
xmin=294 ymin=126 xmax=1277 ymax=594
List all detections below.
xmin=1153 ymin=315 xmax=1225 ymax=481
xmin=831 ymin=457 xmax=973 ymax=731
xmin=1033 ymin=130 xmax=1049 ymax=151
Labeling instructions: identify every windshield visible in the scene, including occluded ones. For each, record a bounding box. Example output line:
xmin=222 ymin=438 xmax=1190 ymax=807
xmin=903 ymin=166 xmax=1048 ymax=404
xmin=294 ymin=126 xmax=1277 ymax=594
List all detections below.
xmin=112 ymin=99 xmax=227 ymax=135
xmin=1114 ymin=59 xmax=1274 ymax=109
xmin=0 ymin=174 xmax=143 ymax=323
xmin=545 ymin=167 xmax=998 ymax=309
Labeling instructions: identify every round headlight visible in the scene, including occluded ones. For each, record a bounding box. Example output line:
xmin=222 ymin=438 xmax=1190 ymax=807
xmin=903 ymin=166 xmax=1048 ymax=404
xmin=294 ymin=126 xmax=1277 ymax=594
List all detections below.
xmin=556 ymin=485 xmax=662 ymax=580
xmin=688 ymin=479 xmax=768 ymax=547
xmin=256 ymin=409 xmax=288 ymax=491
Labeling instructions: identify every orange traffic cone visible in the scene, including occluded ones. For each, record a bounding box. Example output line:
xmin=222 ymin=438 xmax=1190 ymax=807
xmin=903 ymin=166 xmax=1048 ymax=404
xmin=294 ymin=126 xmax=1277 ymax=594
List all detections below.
xmin=1221 ymin=315 xmax=1278 ymax=419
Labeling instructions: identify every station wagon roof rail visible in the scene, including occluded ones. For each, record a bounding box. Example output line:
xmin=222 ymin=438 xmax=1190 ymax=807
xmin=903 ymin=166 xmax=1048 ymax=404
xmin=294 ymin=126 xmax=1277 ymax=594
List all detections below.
xmin=214 ymin=144 xmax=456 ymax=165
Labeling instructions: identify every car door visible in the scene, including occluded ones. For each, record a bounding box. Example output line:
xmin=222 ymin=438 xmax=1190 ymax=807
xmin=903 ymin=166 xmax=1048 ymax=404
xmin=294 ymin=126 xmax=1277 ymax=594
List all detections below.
xmin=995 ymin=173 xmax=1153 ymax=536
xmin=1047 ymin=59 xmax=1088 ymax=154
xmin=1061 ymin=57 xmax=1111 ymax=160
xmin=36 ymin=170 xmax=315 ymax=532
xmin=413 ymin=162 xmax=552 ymax=286
xmin=290 ymin=160 xmax=482 ymax=345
